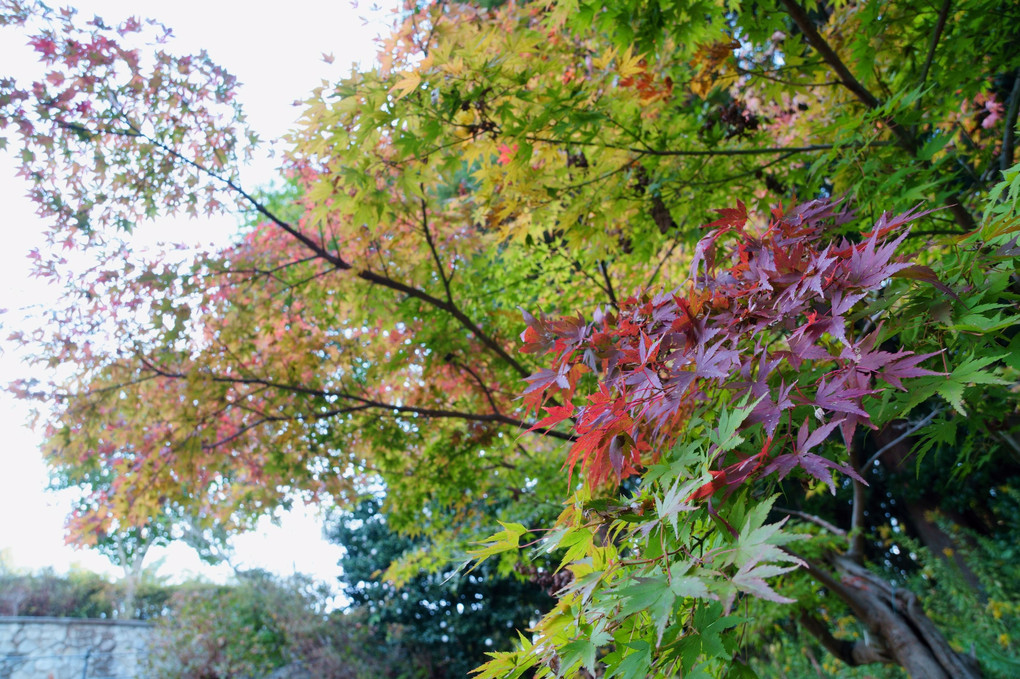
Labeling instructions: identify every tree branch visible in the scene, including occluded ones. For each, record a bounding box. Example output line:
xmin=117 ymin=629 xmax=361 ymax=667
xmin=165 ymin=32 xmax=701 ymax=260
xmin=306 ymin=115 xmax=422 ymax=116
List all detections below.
xmin=419 ymin=188 xmax=453 ymax=304
xmin=847 ymin=440 xmax=867 ymax=561
xmin=644 ymin=228 xmax=684 ymax=292
xmin=132 ymin=357 xmax=575 ymax=441
xmin=599 ymin=260 xmax=619 ymax=310
xmin=201 ymin=403 xmax=375 ymax=451
xmin=778 ymin=0 xmax=881 ymax=109
xmin=108 ymin=117 xmax=530 ymax=380
xmin=523 ymin=134 xmax=860 ymax=157
xmin=355 ymin=267 xmax=529 ymax=377
xmin=112 ymin=118 xmax=353 ymax=271
xmin=918 ymin=0 xmax=952 ymax=90
xmin=451 ymin=358 xmax=503 ymax=416
xmin=864 ymin=407 xmax=943 ymax=470
xmin=778 ymin=0 xmax=977 ymax=231
xmin=216 ymin=255 xmax=319 ymax=282
xmin=775 ymin=507 xmax=847 ymax=537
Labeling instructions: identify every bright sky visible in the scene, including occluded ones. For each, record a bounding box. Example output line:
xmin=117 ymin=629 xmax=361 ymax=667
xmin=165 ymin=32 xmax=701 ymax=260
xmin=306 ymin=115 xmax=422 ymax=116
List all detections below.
xmin=0 ymin=0 xmax=397 ymax=586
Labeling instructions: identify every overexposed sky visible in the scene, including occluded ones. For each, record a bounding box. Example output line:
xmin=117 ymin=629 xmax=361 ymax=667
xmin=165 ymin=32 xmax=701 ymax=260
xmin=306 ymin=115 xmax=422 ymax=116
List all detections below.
xmin=0 ymin=0 xmax=398 ymax=585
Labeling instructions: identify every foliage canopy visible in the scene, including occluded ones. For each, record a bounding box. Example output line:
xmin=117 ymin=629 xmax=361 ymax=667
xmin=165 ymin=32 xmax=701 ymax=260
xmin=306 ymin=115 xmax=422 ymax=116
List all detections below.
xmin=2 ymin=0 xmax=1019 ymax=677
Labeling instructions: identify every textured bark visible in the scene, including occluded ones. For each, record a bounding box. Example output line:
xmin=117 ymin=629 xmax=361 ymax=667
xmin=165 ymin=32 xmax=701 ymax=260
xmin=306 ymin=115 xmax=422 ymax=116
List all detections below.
xmin=801 ymin=553 xmax=983 ymax=678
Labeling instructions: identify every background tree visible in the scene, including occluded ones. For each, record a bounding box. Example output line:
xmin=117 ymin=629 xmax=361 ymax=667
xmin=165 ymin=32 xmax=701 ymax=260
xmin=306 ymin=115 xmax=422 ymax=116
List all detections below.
xmin=1 ymin=0 xmax=1018 ymax=677
xmin=328 ymin=497 xmax=554 ymax=678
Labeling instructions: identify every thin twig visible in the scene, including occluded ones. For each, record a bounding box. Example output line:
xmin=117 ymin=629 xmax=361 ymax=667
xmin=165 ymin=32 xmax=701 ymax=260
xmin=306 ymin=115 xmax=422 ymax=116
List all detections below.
xmin=847 ymin=440 xmax=867 ymax=561
xmin=451 ymin=358 xmax=502 ymax=416
xmin=419 ymin=188 xmax=453 ymax=303
xmin=864 ymin=407 xmax=944 ymax=470
xmin=522 ymin=134 xmax=860 ymax=157
xmin=644 ymin=228 xmax=685 ymax=291
xmin=599 ymin=260 xmax=619 ymax=310
xmin=778 ymin=0 xmax=976 ymax=231
xmin=106 ymin=115 xmax=531 ymax=379
xmin=775 ymin=507 xmax=847 ymax=537
xmin=133 ymin=356 xmax=576 ymax=441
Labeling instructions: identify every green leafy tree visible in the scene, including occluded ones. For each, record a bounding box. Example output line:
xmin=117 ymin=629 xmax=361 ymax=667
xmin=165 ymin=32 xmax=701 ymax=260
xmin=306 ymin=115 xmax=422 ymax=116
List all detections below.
xmin=329 ymin=498 xmax=554 ymax=678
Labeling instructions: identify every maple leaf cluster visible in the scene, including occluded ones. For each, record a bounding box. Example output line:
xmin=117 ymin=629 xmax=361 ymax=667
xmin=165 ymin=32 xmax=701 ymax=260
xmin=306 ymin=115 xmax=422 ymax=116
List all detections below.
xmin=523 ymin=198 xmax=944 ymax=493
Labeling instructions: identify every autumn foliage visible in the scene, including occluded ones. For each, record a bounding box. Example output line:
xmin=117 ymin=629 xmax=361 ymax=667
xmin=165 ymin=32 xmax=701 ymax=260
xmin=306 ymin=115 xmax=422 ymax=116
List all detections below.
xmin=3 ymin=0 xmax=1020 ymax=677
xmin=523 ymin=199 xmax=945 ymax=493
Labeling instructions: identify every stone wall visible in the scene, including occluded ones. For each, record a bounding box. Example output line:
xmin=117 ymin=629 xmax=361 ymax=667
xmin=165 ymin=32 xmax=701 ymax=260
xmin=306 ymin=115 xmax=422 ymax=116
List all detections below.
xmin=0 ymin=617 xmax=151 ymax=679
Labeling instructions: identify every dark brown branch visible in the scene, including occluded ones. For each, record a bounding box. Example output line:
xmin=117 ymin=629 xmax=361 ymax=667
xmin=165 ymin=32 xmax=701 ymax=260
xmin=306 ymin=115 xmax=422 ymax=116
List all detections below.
xmin=778 ymin=0 xmax=881 ymax=110
xmin=132 ymin=358 xmax=575 ymax=441
xmin=418 ymin=188 xmax=453 ymax=303
xmin=918 ymin=0 xmax=952 ymax=90
xmin=523 ymin=134 xmax=857 ymax=157
xmin=115 ymin=118 xmax=354 ymax=271
xmin=102 ymin=116 xmax=530 ymax=379
xmin=201 ymin=404 xmax=374 ymax=451
xmin=778 ymin=0 xmax=977 ymax=232
xmin=599 ymin=260 xmax=619 ymax=310
xmin=355 ymin=268 xmax=529 ymax=377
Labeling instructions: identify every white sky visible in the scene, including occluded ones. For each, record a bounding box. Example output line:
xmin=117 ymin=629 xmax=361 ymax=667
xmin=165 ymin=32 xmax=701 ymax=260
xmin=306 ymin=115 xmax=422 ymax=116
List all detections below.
xmin=0 ymin=0 xmax=397 ymax=586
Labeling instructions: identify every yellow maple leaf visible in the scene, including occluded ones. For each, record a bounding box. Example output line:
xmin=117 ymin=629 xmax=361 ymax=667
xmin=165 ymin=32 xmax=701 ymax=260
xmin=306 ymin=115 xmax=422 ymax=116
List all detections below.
xmin=390 ymin=70 xmax=422 ymax=100
xmin=617 ymin=45 xmax=645 ymax=79
xmin=440 ymin=55 xmax=466 ymax=76
xmin=689 ymin=39 xmax=740 ymax=98
xmin=591 ymin=47 xmax=617 ymax=71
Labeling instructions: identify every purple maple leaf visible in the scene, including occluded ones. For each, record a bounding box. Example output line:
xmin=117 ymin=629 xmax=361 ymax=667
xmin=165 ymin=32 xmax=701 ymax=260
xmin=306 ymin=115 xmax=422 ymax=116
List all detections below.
xmin=763 ymin=418 xmax=865 ymax=493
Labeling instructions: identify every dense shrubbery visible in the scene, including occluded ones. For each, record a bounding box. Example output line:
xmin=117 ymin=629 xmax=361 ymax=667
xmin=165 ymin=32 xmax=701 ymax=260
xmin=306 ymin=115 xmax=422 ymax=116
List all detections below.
xmin=0 ymin=565 xmax=172 ymax=619
xmin=0 ymin=561 xmax=541 ymax=679
xmin=145 ymin=570 xmax=396 ymax=679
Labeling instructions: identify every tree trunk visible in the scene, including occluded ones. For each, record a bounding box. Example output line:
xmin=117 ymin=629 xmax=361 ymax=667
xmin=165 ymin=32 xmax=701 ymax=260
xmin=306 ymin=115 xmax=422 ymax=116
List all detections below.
xmin=117 ymin=539 xmax=149 ymax=619
xmin=874 ymin=428 xmax=986 ymax=597
xmin=802 ymin=554 xmax=982 ymax=678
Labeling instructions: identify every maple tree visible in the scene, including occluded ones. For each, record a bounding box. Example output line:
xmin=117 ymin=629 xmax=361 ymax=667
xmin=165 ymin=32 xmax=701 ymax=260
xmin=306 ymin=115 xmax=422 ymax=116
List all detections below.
xmin=2 ymin=0 xmax=1019 ymax=677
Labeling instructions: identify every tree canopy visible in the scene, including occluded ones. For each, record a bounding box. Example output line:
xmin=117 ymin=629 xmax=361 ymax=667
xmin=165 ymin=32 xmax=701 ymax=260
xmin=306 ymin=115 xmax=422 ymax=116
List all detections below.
xmin=2 ymin=0 xmax=1019 ymax=677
